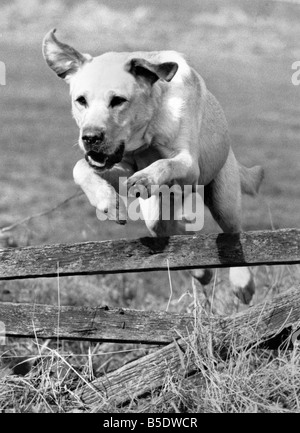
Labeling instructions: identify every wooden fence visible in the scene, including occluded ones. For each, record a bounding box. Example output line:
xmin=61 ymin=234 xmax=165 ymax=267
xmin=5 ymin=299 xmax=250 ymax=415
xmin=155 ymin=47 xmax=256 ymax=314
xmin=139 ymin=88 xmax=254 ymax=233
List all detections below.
xmin=0 ymin=228 xmax=299 ymax=408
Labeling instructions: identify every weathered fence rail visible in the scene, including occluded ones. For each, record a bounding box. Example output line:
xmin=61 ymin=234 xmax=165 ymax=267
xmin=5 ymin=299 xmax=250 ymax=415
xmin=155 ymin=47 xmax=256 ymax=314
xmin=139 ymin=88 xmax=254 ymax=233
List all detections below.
xmin=0 ymin=228 xmax=299 ymax=280
xmin=0 ymin=303 xmax=193 ymax=344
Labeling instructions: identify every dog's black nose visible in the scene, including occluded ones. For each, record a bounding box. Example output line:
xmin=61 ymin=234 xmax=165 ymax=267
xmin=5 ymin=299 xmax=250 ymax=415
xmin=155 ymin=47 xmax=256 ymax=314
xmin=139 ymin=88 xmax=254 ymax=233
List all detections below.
xmin=82 ymin=128 xmax=105 ymax=151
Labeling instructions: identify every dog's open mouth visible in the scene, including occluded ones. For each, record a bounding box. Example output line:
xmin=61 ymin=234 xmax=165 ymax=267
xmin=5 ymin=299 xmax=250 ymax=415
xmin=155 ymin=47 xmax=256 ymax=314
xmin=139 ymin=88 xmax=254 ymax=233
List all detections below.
xmin=85 ymin=143 xmax=125 ymax=171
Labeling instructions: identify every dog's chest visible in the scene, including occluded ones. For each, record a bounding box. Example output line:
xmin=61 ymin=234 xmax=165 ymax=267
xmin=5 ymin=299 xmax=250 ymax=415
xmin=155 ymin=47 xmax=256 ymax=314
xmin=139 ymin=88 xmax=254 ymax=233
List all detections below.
xmin=126 ymin=146 xmax=163 ymax=171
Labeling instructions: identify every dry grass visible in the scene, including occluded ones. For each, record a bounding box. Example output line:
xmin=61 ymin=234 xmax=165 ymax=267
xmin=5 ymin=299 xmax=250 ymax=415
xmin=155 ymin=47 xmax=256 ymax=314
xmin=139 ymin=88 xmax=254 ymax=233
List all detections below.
xmin=1 ymin=263 xmax=300 ymax=413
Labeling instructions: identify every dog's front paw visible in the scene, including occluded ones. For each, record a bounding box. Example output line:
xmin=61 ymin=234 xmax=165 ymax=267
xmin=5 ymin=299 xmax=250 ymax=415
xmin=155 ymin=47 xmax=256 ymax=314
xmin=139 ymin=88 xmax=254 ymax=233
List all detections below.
xmin=96 ymin=193 xmax=127 ymax=225
xmin=73 ymin=159 xmax=127 ymax=225
xmin=127 ymin=173 xmax=155 ymax=198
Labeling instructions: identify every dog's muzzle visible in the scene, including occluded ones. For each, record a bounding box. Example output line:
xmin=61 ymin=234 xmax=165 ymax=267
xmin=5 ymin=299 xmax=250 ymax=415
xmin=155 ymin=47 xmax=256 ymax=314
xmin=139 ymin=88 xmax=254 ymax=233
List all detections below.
xmin=85 ymin=143 xmax=125 ymax=171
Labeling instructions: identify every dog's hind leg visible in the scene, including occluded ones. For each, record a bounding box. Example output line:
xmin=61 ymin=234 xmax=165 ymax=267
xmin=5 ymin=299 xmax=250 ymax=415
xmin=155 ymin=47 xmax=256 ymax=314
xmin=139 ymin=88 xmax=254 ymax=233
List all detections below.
xmin=203 ymin=149 xmax=255 ymax=304
xmin=191 ymin=268 xmax=214 ymax=285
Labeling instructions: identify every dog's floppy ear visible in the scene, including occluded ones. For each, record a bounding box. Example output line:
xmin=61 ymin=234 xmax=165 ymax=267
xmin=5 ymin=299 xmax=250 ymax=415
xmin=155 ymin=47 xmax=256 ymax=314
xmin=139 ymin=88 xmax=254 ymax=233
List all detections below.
xmin=42 ymin=29 xmax=92 ymax=81
xmin=126 ymin=58 xmax=178 ymax=85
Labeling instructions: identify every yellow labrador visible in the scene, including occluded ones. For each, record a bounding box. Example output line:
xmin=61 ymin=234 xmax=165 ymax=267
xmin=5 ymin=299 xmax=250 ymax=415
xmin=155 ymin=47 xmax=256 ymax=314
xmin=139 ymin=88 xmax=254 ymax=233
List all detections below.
xmin=43 ymin=29 xmax=264 ymax=304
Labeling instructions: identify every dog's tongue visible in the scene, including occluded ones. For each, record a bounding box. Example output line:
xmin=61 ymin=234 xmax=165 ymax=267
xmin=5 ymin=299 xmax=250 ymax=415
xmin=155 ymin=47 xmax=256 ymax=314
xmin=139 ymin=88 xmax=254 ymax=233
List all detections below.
xmin=87 ymin=155 xmax=106 ymax=167
xmin=86 ymin=151 xmax=107 ymax=167
xmin=85 ymin=144 xmax=124 ymax=170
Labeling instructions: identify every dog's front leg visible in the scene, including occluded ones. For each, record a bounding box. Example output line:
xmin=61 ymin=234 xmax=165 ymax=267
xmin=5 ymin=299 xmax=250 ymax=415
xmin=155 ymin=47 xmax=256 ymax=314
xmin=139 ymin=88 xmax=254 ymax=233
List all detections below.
xmin=73 ymin=159 xmax=134 ymax=224
xmin=127 ymin=152 xmax=199 ymax=194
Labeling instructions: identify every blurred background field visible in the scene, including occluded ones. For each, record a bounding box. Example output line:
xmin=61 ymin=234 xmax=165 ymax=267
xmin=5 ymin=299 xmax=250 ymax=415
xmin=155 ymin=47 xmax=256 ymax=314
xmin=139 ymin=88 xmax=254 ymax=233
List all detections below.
xmin=0 ymin=0 xmax=299 ymax=299
xmin=1 ymin=0 xmax=300 ymax=244
xmin=0 ymin=0 xmax=300 ymax=412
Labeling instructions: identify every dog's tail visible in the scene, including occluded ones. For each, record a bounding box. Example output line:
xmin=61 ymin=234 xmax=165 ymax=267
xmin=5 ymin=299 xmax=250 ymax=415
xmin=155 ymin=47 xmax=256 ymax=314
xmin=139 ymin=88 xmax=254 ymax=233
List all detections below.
xmin=239 ymin=164 xmax=264 ymax=196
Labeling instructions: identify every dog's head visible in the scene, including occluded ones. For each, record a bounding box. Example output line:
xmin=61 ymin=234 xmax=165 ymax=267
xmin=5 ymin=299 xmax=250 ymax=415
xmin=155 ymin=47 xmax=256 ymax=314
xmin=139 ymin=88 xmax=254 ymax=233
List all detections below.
xmin=43 ymin=29 xmax=178 ymax=171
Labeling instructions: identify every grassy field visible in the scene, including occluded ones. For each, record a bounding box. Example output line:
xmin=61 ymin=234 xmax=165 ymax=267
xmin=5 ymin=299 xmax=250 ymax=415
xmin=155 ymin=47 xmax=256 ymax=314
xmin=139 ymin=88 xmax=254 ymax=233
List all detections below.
xmin=0 ymin=0 xmax=300 ymax=412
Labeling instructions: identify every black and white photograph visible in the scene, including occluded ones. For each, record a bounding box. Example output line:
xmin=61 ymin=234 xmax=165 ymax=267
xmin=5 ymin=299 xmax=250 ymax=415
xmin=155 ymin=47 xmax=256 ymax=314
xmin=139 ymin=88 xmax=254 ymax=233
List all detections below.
xmin=0 ymin=0 xmax=300 ymax=415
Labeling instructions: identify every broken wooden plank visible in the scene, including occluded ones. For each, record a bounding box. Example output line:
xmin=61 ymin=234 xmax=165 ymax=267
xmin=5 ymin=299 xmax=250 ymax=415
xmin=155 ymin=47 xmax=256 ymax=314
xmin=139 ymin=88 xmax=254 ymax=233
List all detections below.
xmin=79 ymin=337 xmax=192 ymax=408
xmin=137 ymin=373 xmax=205 ymax=413
xmin=78 ymin=285 xmax=300 ymax=407
xmin=0 ymin=302 xmax=193 ymax=344
xmin=0 ymin=229 xmax=299 ymax=280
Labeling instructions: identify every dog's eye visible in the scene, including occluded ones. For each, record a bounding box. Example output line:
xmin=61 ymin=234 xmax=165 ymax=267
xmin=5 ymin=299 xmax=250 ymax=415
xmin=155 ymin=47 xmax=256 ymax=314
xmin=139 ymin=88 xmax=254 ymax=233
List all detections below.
xmin=76 ymin=96 xmax=87 ymax=107
xmin=110 ymin=96 xmax=127 ymax=108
